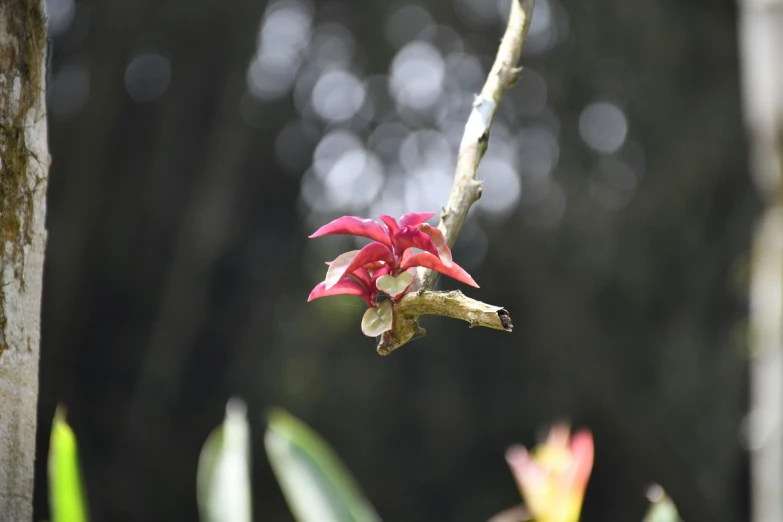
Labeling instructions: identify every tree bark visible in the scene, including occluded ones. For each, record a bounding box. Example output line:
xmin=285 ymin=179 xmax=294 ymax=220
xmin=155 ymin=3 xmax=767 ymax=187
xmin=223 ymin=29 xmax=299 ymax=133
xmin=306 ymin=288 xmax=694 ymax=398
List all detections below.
xmin=0 ymin=0 xmax=49 ymax=520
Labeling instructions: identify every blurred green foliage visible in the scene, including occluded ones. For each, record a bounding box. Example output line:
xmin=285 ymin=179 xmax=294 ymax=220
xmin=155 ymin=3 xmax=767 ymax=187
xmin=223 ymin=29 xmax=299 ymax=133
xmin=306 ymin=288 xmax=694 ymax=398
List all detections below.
xmin=266 ymin=408 xmax=381 ymax=522
xmin=197 ymin=399 xmax=253 ymax=522
xmin=48 ymin=408 xmax=88 ymax=522
xmin=642 ymin=489 xmax=682 ymax=522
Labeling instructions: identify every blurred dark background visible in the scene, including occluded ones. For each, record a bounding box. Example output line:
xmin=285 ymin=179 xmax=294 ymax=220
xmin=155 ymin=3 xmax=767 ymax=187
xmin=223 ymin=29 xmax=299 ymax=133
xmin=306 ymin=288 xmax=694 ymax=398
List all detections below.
xmin=33 ymin=0 xmax=755 ymax=520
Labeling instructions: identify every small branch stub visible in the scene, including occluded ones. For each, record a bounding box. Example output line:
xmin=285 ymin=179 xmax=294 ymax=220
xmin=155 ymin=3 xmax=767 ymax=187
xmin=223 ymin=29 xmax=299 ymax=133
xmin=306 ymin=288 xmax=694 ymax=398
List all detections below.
xmin=377 ymin=290 xmax=513 ymax=355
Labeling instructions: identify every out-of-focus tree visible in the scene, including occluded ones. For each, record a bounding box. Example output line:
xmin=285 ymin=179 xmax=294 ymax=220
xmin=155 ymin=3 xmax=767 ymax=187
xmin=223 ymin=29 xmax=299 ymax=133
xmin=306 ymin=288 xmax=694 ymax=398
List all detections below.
xmin=738 ymin=0 xmax=783 ymax=520
xmin=0 ymin=0 xmax=49 ymax=519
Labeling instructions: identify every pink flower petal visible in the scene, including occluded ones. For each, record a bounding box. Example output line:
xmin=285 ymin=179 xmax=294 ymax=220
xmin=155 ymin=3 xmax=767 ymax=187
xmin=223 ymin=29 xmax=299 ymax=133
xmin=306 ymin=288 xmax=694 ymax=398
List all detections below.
xmin=351 ymin=267 xmax=372 ymax=289
xmin=417 ymin=223 xmax=452 ymax=267
xmin=401 ymin=252 xmax=479 ymax=288
xmin=546 ymin=424 xmax=572 ymax=450
xmin=393 ymin=227 xmax=441 ymax=260
xmin=370 ymin=265 xmax=391 ymax=284
xmin=309 ymin=216 xmax=393 ymax=249
xmin=505 ymin=445 xmax=546 ymax=493
xmin=308 ymin=278 xmax=372 ymax=307
xmin=363 ymin=261 xmax=388 ymax=272
xmin=569 ymin=430 xmax=594 ymax=495
xmin=325 ymin=243 xmax=394 ymax=289
xmin=399 ymin=211 xmax=436 ymax=228
xmin=400 ymin=248 xmax=414 ymax=268
xmin=378 ymin=215 xmax=399 ymax=236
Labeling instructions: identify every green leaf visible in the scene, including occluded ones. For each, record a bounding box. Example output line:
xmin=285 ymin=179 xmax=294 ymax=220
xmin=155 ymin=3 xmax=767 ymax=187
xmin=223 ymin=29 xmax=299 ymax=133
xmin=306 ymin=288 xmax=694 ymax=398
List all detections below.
xmin=360 ymin=300 xmax=393 ymax=337
xmin=265 ymin=408 xmax=381 ymax=522
xmin=375 ymin=272 xmax=413 ymax=299
xmin=642 ymin=487 xmax=682 ymax=522
xmin=197 ymin=398 xmax=252 ymax=522
xmin=48 ymin=406 xmax=88 ymax=522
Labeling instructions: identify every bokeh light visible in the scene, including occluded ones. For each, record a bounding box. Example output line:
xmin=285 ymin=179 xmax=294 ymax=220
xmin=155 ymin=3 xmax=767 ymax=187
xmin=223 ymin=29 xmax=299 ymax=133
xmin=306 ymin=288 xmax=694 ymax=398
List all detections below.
xmin=124 ymin=52 xmax=171 ymax=103
xmin=579 ymin=101 xmax=628 ymax=154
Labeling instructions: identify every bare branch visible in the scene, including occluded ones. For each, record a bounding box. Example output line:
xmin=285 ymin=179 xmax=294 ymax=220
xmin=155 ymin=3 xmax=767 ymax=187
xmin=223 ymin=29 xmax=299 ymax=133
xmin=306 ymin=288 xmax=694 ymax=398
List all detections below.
xmin=416 ymin=0 xmax=535 ymax=290
xmin=377 ymin=290 xmax=513 ymax=355
xmin=378 ymin=0 xmax=534 ymax=354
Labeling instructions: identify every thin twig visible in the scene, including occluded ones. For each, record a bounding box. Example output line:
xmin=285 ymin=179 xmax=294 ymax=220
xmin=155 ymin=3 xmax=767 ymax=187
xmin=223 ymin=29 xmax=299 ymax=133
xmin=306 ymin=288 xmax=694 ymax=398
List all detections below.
xmin=378 ymin=0 xmax=535 ymax=355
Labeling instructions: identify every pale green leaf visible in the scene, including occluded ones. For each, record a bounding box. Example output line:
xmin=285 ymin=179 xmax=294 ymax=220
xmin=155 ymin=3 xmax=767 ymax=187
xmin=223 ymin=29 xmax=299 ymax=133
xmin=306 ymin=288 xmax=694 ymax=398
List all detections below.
xmin=265 ymin=408 xmax=381 ymax=522
xmin=325 ymin=251 xmax=360 ymax=289
xmin=642 ymin=487 xmax=682 ymax=522
xmin=360 ymin=300 xmax=393 ymax=337
xmin=197 ymin=398 xmax=252 ymax=522
xmin=375 ymin=272 xmax=413 ymax=299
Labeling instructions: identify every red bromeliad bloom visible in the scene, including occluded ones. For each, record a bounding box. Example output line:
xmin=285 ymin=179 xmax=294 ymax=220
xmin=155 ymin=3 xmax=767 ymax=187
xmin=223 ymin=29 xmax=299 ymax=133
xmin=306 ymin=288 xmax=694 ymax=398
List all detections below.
xmin=307 ymin=212 xmax=478 ymax=310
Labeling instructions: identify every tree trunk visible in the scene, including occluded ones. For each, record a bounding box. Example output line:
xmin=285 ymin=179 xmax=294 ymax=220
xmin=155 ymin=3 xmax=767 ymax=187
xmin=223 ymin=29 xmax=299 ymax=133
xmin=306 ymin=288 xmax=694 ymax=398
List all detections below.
xmin=0 ymin=0 xmax=49 ymax=520
xmin=738 ymin=0 xmax=783 ymax=521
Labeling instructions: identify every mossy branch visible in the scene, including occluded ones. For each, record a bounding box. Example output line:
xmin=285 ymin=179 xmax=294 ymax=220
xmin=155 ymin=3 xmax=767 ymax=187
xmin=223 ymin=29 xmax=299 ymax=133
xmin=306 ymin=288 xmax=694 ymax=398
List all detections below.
xmin=378 ymin=0 xmax=534 ymax=355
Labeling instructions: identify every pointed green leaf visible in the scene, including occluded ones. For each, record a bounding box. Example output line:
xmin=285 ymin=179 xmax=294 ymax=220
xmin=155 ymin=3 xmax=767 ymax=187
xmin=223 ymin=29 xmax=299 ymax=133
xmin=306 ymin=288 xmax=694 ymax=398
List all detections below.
xmin=265 ymin=408 xmax=381 ymax=522
xmin=360 ymin=300 xmax=393 ymax=337
xmin=197 ymin=398 xmax=252 ymax=522
xmin=375 ymin=272 xmax=413 ymax=299
xmin=642 ymin=487 xmax=682 ymax=522
xmin=48 ymin=407 xmax=88 ymax=522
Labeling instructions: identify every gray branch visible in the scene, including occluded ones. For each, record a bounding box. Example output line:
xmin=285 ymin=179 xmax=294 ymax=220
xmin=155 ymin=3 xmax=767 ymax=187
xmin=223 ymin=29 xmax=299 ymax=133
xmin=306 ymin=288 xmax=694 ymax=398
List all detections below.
xmin=378 ymin=0 xmax=534 ymax=355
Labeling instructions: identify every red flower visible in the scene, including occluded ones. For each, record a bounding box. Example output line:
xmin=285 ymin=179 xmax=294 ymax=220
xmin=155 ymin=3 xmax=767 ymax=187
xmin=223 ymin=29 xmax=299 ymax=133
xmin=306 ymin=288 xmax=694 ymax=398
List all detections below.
xmin=307 ymin=212 xmax=478 ymax=308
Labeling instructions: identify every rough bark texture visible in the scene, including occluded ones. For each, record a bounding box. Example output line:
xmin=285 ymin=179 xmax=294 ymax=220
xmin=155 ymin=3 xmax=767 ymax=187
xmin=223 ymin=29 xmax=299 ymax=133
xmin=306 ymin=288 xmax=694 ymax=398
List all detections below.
xmin=0 ymin=0 xmax=49 ymax=520
xmin=738 ymin=1 xmax=783 ymax=521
